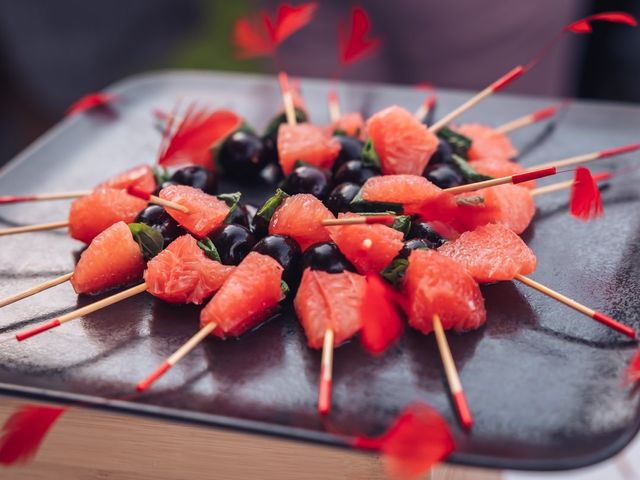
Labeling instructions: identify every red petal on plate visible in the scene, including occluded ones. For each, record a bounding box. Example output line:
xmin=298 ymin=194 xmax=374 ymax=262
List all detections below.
xmin=570 ymin=167 xmax=604 ymax=221
xmin=360 ymin=274 xmax=403 ymax=355
xmin=566 ymin=12 xmax=637 ymax=34
xmin=0 ymin=404 xmax=66 ymax=465
xmin=265 ymin=2 xmax=318 ymax=44
xmin=157 ymin=105 xmax=242 ymax=170
xmin=625 ymin=350 xmax=640 ymax=385
xmin=338 ymin=6 xmax=382 ymax=66
xmin=66 ymin=92 xmax=117 ymax=115
xmin=354 ymin=403 xmax=455 ymax=479
xmin=233 ymin=15 xmax=275 ymax=58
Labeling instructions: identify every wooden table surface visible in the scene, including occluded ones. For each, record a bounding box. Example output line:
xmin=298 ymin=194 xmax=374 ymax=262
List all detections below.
xmin=0 ymin=394 xmax=499 ymax=479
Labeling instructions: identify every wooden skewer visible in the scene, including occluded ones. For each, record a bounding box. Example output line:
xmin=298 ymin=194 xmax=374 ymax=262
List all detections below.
xmin=278 ymin=72 xmax=297 ymax=126
xmin=137 ymin=322 xmax=217 ymax=392
xmin=328 ymin=90 xmax=341 ymax=123
xmin=514 ymin=274 xmax=636 ymax=339
xmin=443 ymin=166 xmax=558 ymax=195
xmin=494 ymin=104 xmax=560 ymax=135
xmin=321 ymin=215 xmax=397 ymax=226
xmin=531 ymin=171 xmax=611 ymax=196
xmin=14 ymin=283 xmax=148 ymax=341
xmin=0 ymin=221 xmax=69 ymax=236
xmin=432 ymin=314 xmax=473 ymax=430
xmin=530 ymin=144 xmax=640 ymax=171
xmin=0 ymin=191 xmax=91 ymax=204
xmin=429 ymin=66 xmax=525 ymax=133
xmin=318 ymin=328 xmax=334 ymax=415
xmin=0 ymin=273 xmax=73 ymax=309
xmin=414 ymin=95 xmax=436 ymax=123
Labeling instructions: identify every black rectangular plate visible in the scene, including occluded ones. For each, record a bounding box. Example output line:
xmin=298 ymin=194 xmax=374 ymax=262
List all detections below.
xmin=0 ymin=71 xmax=639 ymax=471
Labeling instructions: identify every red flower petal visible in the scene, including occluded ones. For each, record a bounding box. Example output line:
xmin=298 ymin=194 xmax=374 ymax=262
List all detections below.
xmin=360 ymin=274 xmax=403 ymax=355
xmin=570 ymin=167 xmax=604 ymax=221
xmin=267 ymin=2 xmax=318 ymax=43
xmin=66 ymin=92 xmax=117 ymax=116
xmin=0 ymin=404 xmax=66 ymax=465
xmin=338 ymin=6 xmax=382 ymax=66
xmin=233 ymin=16 xmax=275 ymax=58
xmin=566 ymin=12 xmax=637 ymax=34
xmin=626 ymin=350 xmax=640 ymax=385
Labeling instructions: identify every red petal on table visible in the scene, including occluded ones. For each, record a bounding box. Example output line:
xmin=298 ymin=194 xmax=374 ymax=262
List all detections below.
xmin=566 ymin=12 xmax=637 ymax=34
xmin=625 ymin=350 xmax=640 ymax=385
xmin=338 ymin=6 xmax=382 ymax=66
xmin=0 ymin=404 xmax=66 ymax=465
xmin=233 ymin=15 xmax=275 ymax=58
xmin=360 ymin=274 xmax=403 ymax=355
xmin=354 ymin=403 xmax=455 ymax=479
xmin=570 ymin=167 xmax=604 ymax=221
xmin=66 ymin=92 xmax=117 ymax=115
xmin=265 ymin=2 xmax=318 ymax=44
xmin=157 ymin=105 xmax=241 ymax=169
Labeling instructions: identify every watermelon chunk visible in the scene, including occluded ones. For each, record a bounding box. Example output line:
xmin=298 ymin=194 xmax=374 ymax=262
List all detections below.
xmin=71 ymin=221 xmax=145 ymax=294
xmin=455 ymin=123 xmax=517 ymax=161
xmin=456 ymin=184 xmax=535 ymax=234
xmin=269 ymin=194 xmax=334 ymax=251
xmin=69 ymin=188 xmax=147 ymax=244
xmin=366 ymin=106 xmax=438 ymax=175
xmin=403 ymin=249 xmax=486 ymax=334
xmin=278 ymin=123 xmax=341 ymax=175
xmin=438 ymin=223 xmax=537 ymax=283
xmin=97 ymin=164 xmax=156 ymax=194
xmin=294 ymin=268 xmax=367 ymax=348
xmin=144 ymin=235 xmax=234 ymax=304
xmin=200 ymin=252 xmax=284 ymax=338
xmin=470 ymin=158 xmax=536 ymax=189
xmin=159 ymin=185 xmax=230 ymax=238
xmin=327 ymin=213 xmax=404 ymax=275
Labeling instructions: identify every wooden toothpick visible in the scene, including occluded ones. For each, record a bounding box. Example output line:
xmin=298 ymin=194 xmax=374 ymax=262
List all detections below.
xmin=318 ymin=328 xmax=334 ymax=415
xmin=0 ymin=221 xmax=69 ymax=237
xmin=0 ymin=273 xmax=73 ymax=309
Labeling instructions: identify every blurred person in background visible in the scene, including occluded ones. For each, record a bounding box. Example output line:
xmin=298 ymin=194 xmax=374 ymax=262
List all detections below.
xmin=0 ymin=0 xmax=638 ymax=165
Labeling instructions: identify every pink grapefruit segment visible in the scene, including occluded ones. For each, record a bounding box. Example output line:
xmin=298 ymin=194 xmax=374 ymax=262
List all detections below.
xmin=144 ymin=235 xmax=234 ymax=304
xmin=403 ymin=249 xmax=486 ymax=334
xmin=159 ymin=185 xmax=230 ymax=238
xmin=294 ymin=268 xmax=367 ymax=349
xmin=455 ymin=123 xmax=517 ymax=161
xmin=200 ymin=252 xmax=284 ymax=338
xmin=327 ymin=213 xmax=403 ymax=275
xmin=366 ymin=106 xmax=438 ymax=175
xmin=69 ymin=188 xmax=147 ymax=244
xmin=278 ymin=123 xmax=340 ymax=175
xmin=71 ymin=221 xmax=146 ymax=295
xmin=97 ymin=164 xmax=156 ymax=194
xmin=438 ymin=223 xmax=537 ymax=283
xmin=269 ymin=194 xmax=334 ymax=251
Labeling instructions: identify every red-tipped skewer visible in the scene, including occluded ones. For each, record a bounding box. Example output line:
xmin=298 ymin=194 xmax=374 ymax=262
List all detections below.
xmin=494 ymin=103 xmax=561 ymax=135
xmin=278 ymin=72 xmax=297 ymax=126
xmin=328 ymin=90 xmax=341 ymax=123
xmin=414 ymin=94 xmax=437 ymax=123
xmin=432 ymin=314 xmax=473 ymax=430
xmin=443 ymin=166 xmax=558 ymax=195
xmin=531 ymin=171 xmax=611 ymax=196
xmin=531 ymin=143 xmax=640 ymax=171
xmin=317 ymin=328 xmax=334 ymax=415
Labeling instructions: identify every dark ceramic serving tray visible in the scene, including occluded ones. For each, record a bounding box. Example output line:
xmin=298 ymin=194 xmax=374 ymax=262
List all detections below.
xmin=0 ymin=71 xmax=639 ymax=472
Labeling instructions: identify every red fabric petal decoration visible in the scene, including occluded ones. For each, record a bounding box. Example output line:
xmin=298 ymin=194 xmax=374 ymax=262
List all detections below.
xmin=354 ymin=403 xmax=455 ymax=479
xmin=233 ymin=16 xmax=275 ymax=58
xmin=66 ymin=92 xmax=117 ymax=116
xmin=566 ymin=12 xmax=637 ymax=34
xmin=339 ymin=6 xmax=382 ymax=66
xmin=360 ymin=274 xmax=403 ymax=355
xmin=266 ymin=2 xmax=318 ymax=43
xmin=625 ymin=350 xmax=640 ymax=385
xmin=570 ymin=167 xmax=604 ymax=221
xmin=0 ymin=404 xmax=66 ymax=465
xmin=157 ymin=105 xmax=242 ymax=170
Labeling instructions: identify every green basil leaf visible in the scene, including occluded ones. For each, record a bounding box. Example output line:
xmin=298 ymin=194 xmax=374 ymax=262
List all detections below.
xmin=281 ymin=279 xmax=290 ymax=297
xmin=197 ymin=238 xmax=221 ymax=262
xmin=256 ymin=188 xmax=289 ymax=223
xmin=350 ymin=187 xmax=404 ymax=214
xmin=391 ymin=215 xmax=412 ymax=237
xmin=451 ymin=154 xmax=494 ymax=183
xmin=129 ymin=223 xmax=164 ymax=261
xmin=152 ymin=166 xmax=172 ymax=186
xmin=437 ymin=126 xmax=472 ymax=158
xmin=380 ymin=257 xmax=409 ymax=288
xmin=361 ymin=139 xmax=381 ymax=169
xmin=218 ymin=192 xmax=242 ymax=224
xmin=262 ymin=108 xmax=308 ymax=139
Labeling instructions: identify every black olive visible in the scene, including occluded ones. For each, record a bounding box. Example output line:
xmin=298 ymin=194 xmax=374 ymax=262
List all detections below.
xmin=407 ymin=221 xmax=446 ymax=248
xmin=428 ymin=138 xmax=455 ymax=166
xmin=252 ymin=234 xmax=302 ymax=286
xmin=208 ymin=224 xmax=256 ymax=266
xmin=281 ymin=165 xmax=331 ymax=200
xmin=260 ymin=134 xmax=279 ymax=166
xmin=226 ymin=203 xmax=258 ymax=230
xmin=218 ymin=131 xmax=267 ymax=181
xmin=135 ymin=205 xmax=185 ymax=246
xmin=331 ymin=136 xmax=364 ymax=173
xmin=170 ymin=166 xmax=217 ymax=194
xmin=301 ymin=242 xmax=355 ymax=273
xmin=399 ymin=238 xmax=439 ymax=259
xmin=333 ymin=160 xmax=378 ymax=186
xmin=325 ymin=182 xmax=360 ymax=216
xmin=423 ymin=163 xmax=465 ymax=189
